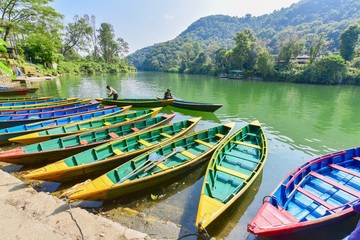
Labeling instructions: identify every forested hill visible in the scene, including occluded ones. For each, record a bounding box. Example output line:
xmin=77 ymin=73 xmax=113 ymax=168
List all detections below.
xmin=127 ymin=0 xmax=360 ymax=71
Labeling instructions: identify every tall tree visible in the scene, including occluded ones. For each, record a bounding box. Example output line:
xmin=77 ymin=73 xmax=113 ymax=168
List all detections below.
xmin=230 ymin=29 xmax=256 ymax=70
xmin=309 ymin=35 xmax=326 ymax=63
xmin=0 ymin=0 xmax=62 ymax=41
xmin=340 ymin=24 xmax=360 ymax=62
xmin=61 ymin=15 xmax=93 ymax=57
xmin=278 ymin=35 xmax=305 ymax=65
xmin=97 ymin=23 xmax=119 ymax=63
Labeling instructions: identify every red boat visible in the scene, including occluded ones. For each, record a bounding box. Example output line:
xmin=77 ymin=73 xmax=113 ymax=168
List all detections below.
xmin=248 ymin=147 xmax=360 ymax=238
xmin=0 ymin=88 xmax=29 ymax=96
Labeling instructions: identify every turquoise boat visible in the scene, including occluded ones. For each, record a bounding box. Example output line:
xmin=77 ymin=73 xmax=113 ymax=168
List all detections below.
xmin=196 ymin=120 xmax=267 ymax=230
xmin=0 ymin=96 xmax=51 ymax=103
xmin=66 ymin=123 xmax=235 ymax=201
xmin=0 ymin=106 xmax=129 ymax=146
xmin=25 ymin=116 xmax=200 ymax=182
xmin=0 ymin=99 xmax=91 ymax=112
xmin=0 ymin=114 xmax=175 ymax=165
xmin=0 ymin=97 xmax=80 ymax=109
xmin=10 ymin=107 xmax=161 ymax=144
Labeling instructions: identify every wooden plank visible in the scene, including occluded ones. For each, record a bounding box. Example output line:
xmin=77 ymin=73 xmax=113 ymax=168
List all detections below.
xmin=113 ymin=148 xmax=124 ymax=155
xmin=329 ymin=164 xmax=360 ymax=178
xmin=215 ymin=133 xmax=224 ymax=138
xmin=108 ymin=132 xmax=120 ymax=139
xmin=160 ymin=132 xmax=172 ymax=138
xmin=233 ymin=140 xmax=261 ymax=150
xmin=310 ymin=171 xmax=360 ymax=198
xmin=216 ymin=165 xmax=248 ymax=180
xmin=297 ymin=187 xmax=336 ymax=210
xmin=194 ymin=139 xmax=214 ymax=148
xmin=103 ymin=122 xmax=112 ymax=126
xmin=180 ymin=150 xmax=197 ymax=159
xmin=155 ymin=163 xmax=169 ymax=170
xmin=138 ymin=139 xmax=152 ymax=147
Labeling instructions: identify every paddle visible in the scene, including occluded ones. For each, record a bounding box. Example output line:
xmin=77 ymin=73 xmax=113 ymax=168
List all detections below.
xmin=143 ymin=146 xmax=185 ymax=172
xmin=114 ymin=152 xmax=161 ymax=185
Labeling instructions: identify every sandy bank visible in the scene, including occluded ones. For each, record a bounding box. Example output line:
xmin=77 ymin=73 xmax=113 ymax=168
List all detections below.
xmin=0 ymin=170 xmax=150 ymax=240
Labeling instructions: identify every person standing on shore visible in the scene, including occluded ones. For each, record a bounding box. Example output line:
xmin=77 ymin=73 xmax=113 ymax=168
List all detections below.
xmin=106 ymin=85 xmax=118 ymax=100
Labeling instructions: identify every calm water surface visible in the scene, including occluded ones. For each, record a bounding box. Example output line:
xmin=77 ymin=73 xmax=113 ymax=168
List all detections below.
xmin=32 ymin=72 xmax=360 ymax=240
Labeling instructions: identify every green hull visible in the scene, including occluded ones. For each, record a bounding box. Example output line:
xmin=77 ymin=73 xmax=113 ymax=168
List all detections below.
xmin=0 ymin=114 xmax=175 ymax=165
xmin=97 ymin=98 xmax=174 ymax=107
xmin=196 ymin=121 xmax=268 ymax=230
xmin=25 ymin=116 xmax=201 ymax=182
xmin=67 ymin=122 xmax=235 ymax=201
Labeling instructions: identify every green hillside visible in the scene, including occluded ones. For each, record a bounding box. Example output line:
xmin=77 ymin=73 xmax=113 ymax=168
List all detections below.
xmin=127 ymin=0 xmax=360 ymax=72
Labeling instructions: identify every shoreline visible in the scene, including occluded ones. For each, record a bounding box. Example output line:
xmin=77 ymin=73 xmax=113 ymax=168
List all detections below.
xmin=0 ymin=169 xmax=151 ymax=240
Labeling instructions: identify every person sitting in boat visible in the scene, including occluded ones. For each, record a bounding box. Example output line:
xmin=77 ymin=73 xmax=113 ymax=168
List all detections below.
xmin=106 ymin=85 xmax=118 ymax=100
xmin=164 ymin=89 xmax=173 ymax=99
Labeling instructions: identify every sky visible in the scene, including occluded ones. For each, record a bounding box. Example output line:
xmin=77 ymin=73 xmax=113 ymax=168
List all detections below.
xmin=51 ymin=0 xmax=301 ymax=54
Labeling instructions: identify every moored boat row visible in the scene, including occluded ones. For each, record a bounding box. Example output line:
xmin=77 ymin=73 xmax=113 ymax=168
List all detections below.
xmin=0 ymin=94 xmax=357 ymax=239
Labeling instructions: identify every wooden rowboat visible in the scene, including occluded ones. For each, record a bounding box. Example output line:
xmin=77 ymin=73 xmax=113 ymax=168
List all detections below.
xmin=171 ymin=99 xmax=223 ymax=112
xmin=0 ymin=96 xmax=51 ymax=103
xmin=0 ymin=102 xmax=101 ymax=128
xmin=248 ymin=147 xmax=360 ymax=238
xmin=0 ymin=114 xmax=176 ymax=165
xmin=24 ymin=116 xmax=200 ymax=182
xmin=0 ymin=106 xmax=129 ymax=146
xmin=0 ymin=102 xmax=100 ymax=116
xmin=0 ymin=88 xmax=29 ymax=95
xmin=0 ymin=99 xmax=91 ymax=113
xmin=0 ymin=98 xmax=81 ymax=110
xmin=196 ymin=120 xmax=267 ymax=230
xmin=96 ymin=97 xmax=174 ymax=107
xmin=66 ymin=123 xmax=235 ymax=201
xmin=0 ymin=98 xmax=70 ymax=107
xmin=9 ymin=108 xmax=161 ymax=145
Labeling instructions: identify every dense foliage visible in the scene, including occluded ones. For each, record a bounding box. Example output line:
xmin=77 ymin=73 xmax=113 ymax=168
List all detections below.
xmin=0 ymin=0 xmax=133 ymax=76
xmin=127 ymin=0 xmax=360 ymax=85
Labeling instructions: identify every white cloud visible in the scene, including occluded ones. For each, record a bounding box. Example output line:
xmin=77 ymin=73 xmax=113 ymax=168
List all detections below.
xmin=164 ymin=13 xmax=175 ymax=20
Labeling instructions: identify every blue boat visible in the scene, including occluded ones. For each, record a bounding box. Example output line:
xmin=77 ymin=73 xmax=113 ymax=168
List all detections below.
xmin=0 ymin=106 xmax=130 ymax=146
xmin=0 ymin=102 xmax=102 ymax=128
xmin=0 ymin=97 xmax=78 ymax=107
xmin=248 ymin=147 xmax=360 ymax=238
xmin=0 ymin=101 xmax=94 ymax=115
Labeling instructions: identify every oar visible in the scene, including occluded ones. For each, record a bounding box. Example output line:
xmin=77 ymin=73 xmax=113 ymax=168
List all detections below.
xmin=114 ymin=152 xmax=161 ymax=185
xmin=143 ymin=146 xmax=185 ymax=172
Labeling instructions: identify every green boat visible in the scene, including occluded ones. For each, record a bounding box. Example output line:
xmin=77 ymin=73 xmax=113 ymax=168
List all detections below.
xmin=10 ymin=108 xmax=162 ymax=144
xmin=196 ymin=120 xmax=268 ymax=230
xmin=96 ymin=97 xmax=174 ymax=107
xmin=24 ymin=117 xmax=201 ymax=182
xmin=66 ymin=123 xmax=235 ymax=201
xmin=0 ymin=114 xmax=176 ymax=165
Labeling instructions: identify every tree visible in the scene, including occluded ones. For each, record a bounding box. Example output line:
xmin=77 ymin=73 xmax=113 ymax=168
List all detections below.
xmin=21 ymin=33 xmax=61 ymax=66
xmin=0 ymin=29 xmax=15 ymax=78
xmin=313 ymin=55 xmax=347 ymax=84
xmin=278 ymin=35 xmax=305 ymax=65
xmin=256 ymin=50 xmax=274 ymax=78
xmin=116 ymin=37 xmax=129 ymax=58
xmin=309 ymin=35 xmax=326 ymax=63
xmin=61 ymin=15 xmax=93 ymax=57
xmin=0 ymin=0 xmax=62 ymax=41
xmin=340 ymin=24 xmax=360 ymax=62
xmin=97 ymin=23 xmax=119 ymax=63
xmin=230 ymin=29 xmax=256 ymax=70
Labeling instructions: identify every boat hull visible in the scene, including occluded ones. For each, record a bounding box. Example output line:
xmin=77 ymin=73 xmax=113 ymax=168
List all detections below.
xmin=248 ymin=147 xmax=360 ymax=237
xmin=171 ymin=99 xmax=223 ymax=112
xmin=97 ymin=98 xmax=173 ymax=107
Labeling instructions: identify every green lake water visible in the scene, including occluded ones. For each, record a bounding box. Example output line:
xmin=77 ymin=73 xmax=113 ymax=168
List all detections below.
xmin=31 ymin=72 xmax=360 ymax=240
